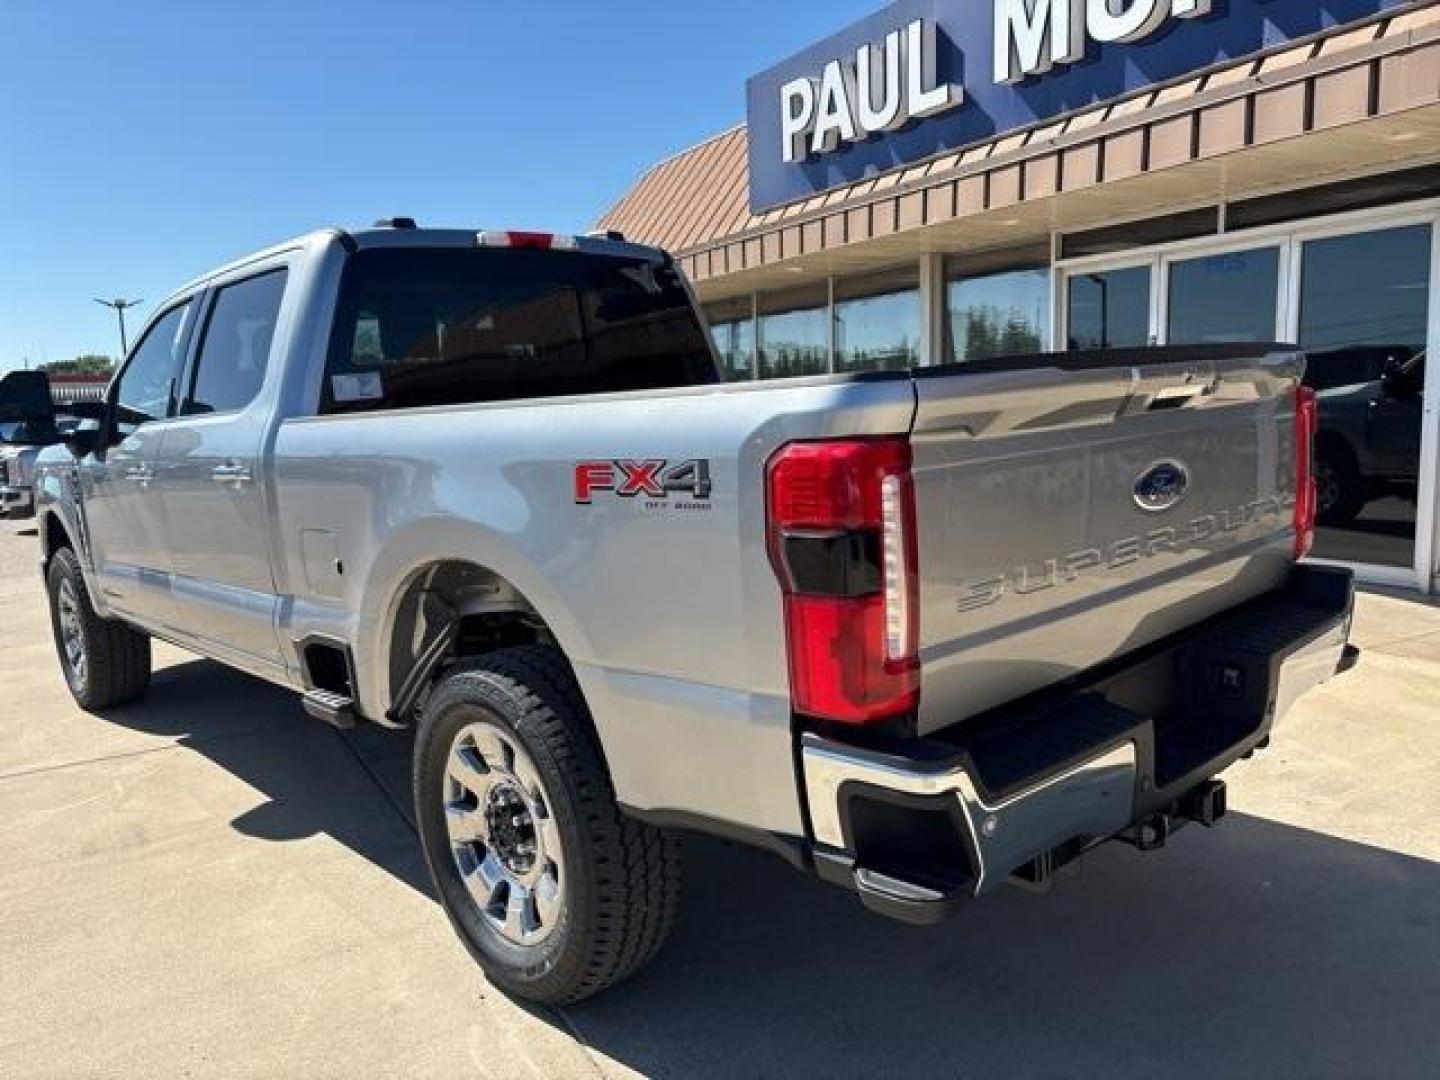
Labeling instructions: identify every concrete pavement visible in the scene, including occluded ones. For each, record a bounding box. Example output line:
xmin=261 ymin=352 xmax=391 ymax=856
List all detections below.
xmin=1 ymin=520 xmax=1438 ymax=1078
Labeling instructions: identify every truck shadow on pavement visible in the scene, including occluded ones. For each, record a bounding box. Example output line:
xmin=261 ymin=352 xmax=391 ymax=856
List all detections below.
xmin=101 ymin=656 xmax=433 ymax=896
xmin=572 ymin=821 xmax=1440 ymax=1078
xmin=113 ymin=656 xmax=1440 ymax=1078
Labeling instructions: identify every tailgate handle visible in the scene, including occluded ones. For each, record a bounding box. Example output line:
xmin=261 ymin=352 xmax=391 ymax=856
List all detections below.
xmin=1146 ymin=383 xmax=1209 ymax=411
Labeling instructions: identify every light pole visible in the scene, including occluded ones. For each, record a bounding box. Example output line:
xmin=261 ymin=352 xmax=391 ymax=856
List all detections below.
xmin=94 ymin=297 xmax=143 ymax=358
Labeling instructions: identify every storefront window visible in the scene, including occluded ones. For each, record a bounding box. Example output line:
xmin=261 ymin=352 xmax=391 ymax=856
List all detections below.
xmin=705 ymin=297 xmax=755 ymax=381
xmin=709 ymin=321 xmax=754 ymax=381
xmin=834 ymin=266 xmax=920 ymax=373
xmin=1167 ymin=247 xmax=1280 ymax=345
xmin=1066 ymin=266 xmax=1150 ymax=350
xmin=946 ymin=265 xmax=1049 ymax=363
xmin=1299 ymin=224 xmax=1432 ymax=570
xmin=759 ymin=284 xmax=830 ymax=379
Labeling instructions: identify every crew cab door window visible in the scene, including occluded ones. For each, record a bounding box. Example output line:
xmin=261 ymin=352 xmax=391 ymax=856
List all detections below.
xmin=184 ymin=269 xmax=287 ymax=415
xmin=113 ymin=302 xmax=192 ymax=436
xmin=85 ymin=300 xmax=192 ymax=627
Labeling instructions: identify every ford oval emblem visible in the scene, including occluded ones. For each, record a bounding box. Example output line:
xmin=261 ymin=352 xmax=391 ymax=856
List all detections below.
xmin=1133 ymin=460 xmax=1190 ymax=513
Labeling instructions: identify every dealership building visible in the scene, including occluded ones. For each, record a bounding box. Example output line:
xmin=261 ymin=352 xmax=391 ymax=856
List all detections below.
xmin=600 ymin=0 xmax=1440 ymax=592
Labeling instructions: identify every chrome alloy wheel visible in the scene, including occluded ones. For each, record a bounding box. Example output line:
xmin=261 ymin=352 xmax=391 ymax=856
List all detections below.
xmin=57 ymin=577 xmax=86 ymax=689
xmin=444 ymin=720 xmax=564 ymax=946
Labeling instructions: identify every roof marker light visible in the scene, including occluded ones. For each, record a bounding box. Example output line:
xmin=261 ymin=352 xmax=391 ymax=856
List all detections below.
xmin=476 ymin=230 xmax=579 ymax=251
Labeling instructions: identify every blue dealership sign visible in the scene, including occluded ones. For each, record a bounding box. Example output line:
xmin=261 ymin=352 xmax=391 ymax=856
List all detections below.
xmin=746 ymin=0 xmax=1412 ymax=212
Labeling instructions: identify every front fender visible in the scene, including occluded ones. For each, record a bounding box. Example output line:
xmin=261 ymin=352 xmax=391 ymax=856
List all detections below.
xmin=34 ymin=463 xmax=109 ymax=607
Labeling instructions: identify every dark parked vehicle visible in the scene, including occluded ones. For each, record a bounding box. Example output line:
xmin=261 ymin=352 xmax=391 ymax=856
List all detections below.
xmin=0 ymin=372 xmax=73 ymax=520
xmin=1304 ymin=346 xmax=1425 ymax=525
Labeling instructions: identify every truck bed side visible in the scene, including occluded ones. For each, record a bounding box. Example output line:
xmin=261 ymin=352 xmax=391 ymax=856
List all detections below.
xmin=271 ymin=375 xmax=915 ymax=838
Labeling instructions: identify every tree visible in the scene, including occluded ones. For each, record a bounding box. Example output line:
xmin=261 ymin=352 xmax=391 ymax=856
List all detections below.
xmin=41 ymin=354 xmax=115 ymax=376
xmin=999 ymin=312 xmax=1042 ymax=356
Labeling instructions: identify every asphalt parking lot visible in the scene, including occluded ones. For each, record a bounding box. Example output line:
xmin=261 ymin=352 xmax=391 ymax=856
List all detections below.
xmin=1 ymin=520 xmax=1438 ymax=1078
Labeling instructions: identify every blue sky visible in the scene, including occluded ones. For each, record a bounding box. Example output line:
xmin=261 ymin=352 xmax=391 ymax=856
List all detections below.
xmin=0 ymin=0 xmax=879 ymax=371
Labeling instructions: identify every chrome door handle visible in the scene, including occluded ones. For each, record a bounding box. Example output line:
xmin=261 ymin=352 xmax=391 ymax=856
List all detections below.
xmin=124 ymin=466 xmax=154 ymax=487
xmin=211 ymin=463 xmax=253 ymax=486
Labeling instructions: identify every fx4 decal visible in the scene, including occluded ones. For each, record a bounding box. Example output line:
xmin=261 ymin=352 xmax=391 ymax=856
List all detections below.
xmin=574 ymin=459 xmax=713 ymax=504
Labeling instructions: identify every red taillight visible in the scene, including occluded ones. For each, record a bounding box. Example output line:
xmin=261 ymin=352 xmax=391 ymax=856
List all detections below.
xmin=1294 ymin=384 xmax=1318 ymax=560
xmin=766 ymin=438 xmax=919 ymax=725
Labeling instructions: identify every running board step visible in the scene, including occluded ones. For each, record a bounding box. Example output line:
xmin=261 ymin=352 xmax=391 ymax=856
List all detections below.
xmin=302 ymin=689 xmax=357 ymax=730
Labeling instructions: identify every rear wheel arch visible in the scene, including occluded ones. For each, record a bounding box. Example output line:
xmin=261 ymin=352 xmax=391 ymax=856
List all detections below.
xmin=379 ymin=558 xmax=570 ymax=723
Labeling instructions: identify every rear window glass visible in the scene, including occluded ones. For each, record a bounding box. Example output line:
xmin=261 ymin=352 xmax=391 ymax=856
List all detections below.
xmin=321 ymin=247 xmax=717 ymax=413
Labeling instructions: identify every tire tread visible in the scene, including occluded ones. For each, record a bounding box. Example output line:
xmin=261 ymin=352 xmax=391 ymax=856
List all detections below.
xmin=415 ymin=645 xmax=681 ymax=1003
xmin=47 ymin=547 xmax=150 ymax=710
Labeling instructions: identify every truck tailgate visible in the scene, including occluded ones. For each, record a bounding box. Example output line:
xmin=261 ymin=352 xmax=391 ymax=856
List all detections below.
xmin=910 ymin=347 xmax=1303 ymax=734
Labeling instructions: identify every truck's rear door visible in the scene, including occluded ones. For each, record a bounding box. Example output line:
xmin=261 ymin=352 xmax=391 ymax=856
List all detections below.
xmin=910 ymin=346 xmax=1304 ymax=734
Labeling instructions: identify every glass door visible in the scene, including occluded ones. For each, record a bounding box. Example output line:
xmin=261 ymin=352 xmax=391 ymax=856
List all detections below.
xmin=1290 ymin=222 xmax=1432 ymax=572
xmin=1057 ymin=207 xmax=1439 ymax=590
xmin=1162 ymin=246 xmax=1282 ymax=345
xmin=1062 ymin=262 xmax=1154 ymax=350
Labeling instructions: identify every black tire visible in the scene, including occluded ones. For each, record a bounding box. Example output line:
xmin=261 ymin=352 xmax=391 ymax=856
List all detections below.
xmin=413 ymin=645 xmax=682 ymax=1004
xmin=45 ymin=546 xmax=151 ymax=710
xmin=1315 ymin=439 xmax=1365 ymax=526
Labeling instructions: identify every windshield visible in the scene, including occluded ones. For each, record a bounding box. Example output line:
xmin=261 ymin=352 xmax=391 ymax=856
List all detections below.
xmin=322 ymin=246 xmax=718 ymax=414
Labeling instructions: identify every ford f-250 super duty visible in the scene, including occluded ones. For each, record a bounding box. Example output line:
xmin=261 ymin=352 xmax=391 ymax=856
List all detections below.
xmin=28 ymin=222 xmax=1357 ymax=1004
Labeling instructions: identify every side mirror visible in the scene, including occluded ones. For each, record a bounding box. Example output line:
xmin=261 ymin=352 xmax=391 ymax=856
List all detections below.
xmin=0 ymin=370 xmax=56 ymax=427
xmin=66 ymin=400 xmax=108 ymax=422
xmin=64 ymin=422 xmax=101 ymax=459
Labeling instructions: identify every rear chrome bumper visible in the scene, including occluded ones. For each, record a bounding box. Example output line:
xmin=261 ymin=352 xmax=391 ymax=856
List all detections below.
xmin=801 ymin=565 xmax=1355 ymax=920
xmin=1273 ymin=604 xmax=1353 ymax=726
xmin=803 ymin=734 xmax=1137 ymax=897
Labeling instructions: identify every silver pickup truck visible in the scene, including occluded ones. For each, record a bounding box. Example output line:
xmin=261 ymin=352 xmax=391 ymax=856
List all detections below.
xmin=28 ymin=222 xmax=1356 ymax=1004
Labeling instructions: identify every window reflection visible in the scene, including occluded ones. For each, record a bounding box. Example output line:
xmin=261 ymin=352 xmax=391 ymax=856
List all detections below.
xmin=705 ymin=298 xmax=755 ymax=381
xmin=1300 ymin=224 xmax=1431 ymax=569
xmin=835 ymin=267 xmax=920 ymax=373
xmin=1067 ymin=266 xmax=1150 ymax=349
xmin=1167 ymin=248 xmax=1279 ymax=345
xmin=708 ymin=321 xmax=754 ymax=381
xmin=947 ymin=266 xmax=1049 ymax=362
xmin=759 ymin=284 xmax=829 ymax=379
